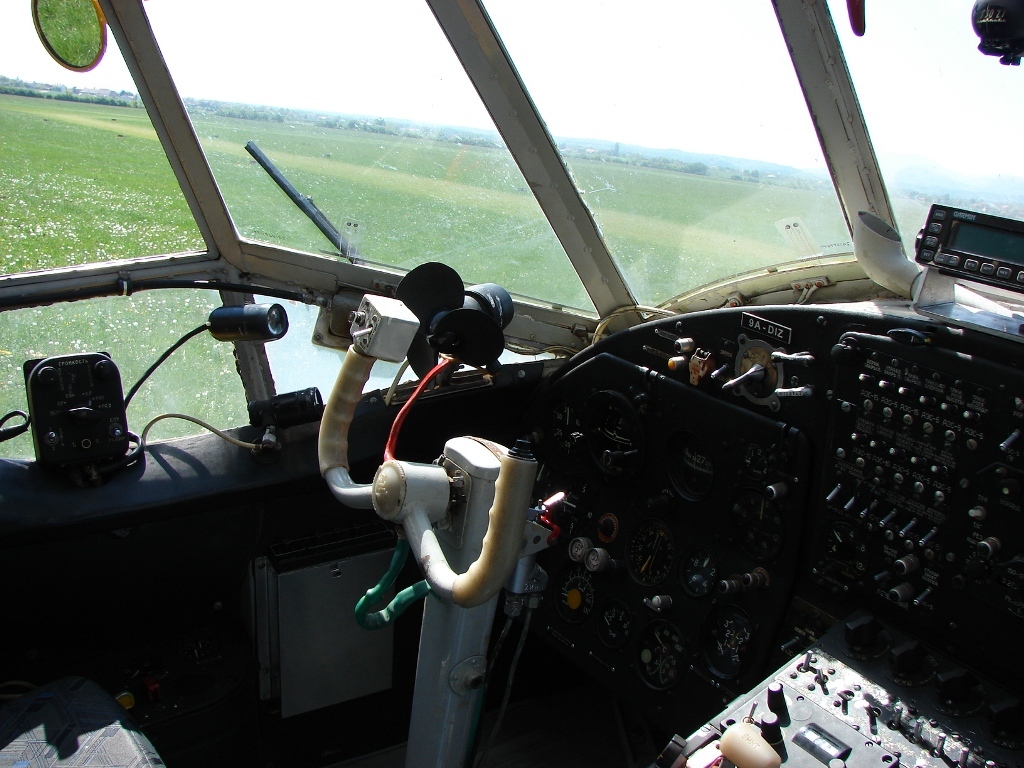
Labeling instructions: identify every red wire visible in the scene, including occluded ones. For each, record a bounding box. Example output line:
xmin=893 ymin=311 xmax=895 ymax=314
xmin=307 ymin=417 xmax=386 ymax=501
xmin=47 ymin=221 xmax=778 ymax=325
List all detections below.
xmin=384 ymin=357 xmax=457 ymax=461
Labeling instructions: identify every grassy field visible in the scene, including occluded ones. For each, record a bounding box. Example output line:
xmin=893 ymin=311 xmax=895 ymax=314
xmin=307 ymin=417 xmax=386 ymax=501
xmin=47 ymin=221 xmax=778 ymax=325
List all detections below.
xmin=0 ymin=95 xmax=205 ymax=272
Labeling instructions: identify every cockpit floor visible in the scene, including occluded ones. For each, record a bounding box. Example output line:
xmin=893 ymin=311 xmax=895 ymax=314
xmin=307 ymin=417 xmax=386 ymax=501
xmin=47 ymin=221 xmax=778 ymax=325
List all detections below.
xmin=331 ymin=683 xmax=650 ymax=767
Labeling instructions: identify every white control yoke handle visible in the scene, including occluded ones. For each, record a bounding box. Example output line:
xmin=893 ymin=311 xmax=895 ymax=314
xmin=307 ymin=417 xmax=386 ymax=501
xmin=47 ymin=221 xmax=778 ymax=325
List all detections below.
xmin=319 ymin=344 xmax=538 ymax=608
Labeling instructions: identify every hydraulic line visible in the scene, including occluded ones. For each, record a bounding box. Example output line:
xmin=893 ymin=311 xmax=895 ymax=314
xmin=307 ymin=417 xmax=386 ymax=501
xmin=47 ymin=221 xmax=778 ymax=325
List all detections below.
xmin=354 ymin=539 xmax=431 ymax=630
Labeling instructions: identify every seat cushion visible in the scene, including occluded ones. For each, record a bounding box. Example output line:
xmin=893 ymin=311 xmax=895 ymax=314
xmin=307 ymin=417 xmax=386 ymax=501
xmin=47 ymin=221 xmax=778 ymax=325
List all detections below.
xmin=0 ymin=677 xmax=163 ymax=767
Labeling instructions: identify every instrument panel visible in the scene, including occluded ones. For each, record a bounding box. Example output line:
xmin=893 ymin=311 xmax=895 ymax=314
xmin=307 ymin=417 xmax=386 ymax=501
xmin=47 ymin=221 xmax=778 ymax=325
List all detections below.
xmin=528 ymin=303 xmax=1024 ymax=736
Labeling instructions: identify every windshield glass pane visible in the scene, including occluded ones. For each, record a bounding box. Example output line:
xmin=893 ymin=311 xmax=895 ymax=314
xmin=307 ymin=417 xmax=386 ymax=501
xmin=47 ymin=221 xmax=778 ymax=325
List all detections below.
xmin=0 ymin=8 xmax=204 ymax=274
xmin=483 ymin=0 xmax=851 ymax=306
xmin=145 ymin=1 xmax=591 ymax=312
xmin=827 ymin=0 xmax=1024 ymax=253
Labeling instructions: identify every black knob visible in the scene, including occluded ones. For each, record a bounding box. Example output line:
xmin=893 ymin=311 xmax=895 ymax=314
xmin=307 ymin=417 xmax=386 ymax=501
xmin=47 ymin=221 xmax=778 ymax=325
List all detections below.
xmin=760 ymin=712 xmax=783 ymax=745
xmin=989 ymin=698 xmax=1024 ymax=737
xmin=767 ymin=682 xmax=789 ymax=720
xmin=889 ymin=640 xmax=926 ymax=678
xmin=845 ymin=615 xmax=883 ymax=651
xmin=887 ymin=582 xmax=915 ymax=604
xmin=93 ymin=358 xmax=116 ymax=379
xmin=36 ymin=365 xmax=59 ymax=387
xmin=935 ymin=668 xmax=980 ymax=704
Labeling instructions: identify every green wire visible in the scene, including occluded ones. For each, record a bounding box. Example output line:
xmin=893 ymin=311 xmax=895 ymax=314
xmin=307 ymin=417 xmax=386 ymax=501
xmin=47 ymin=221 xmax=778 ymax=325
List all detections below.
xmin=355 ymin=540 xmax=432 ymax=630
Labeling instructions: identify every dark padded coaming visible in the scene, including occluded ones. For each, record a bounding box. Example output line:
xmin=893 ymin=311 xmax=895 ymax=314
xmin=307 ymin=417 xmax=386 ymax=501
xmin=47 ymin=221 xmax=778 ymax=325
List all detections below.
xmin=0 ymin=677 xmax=162 ymax=767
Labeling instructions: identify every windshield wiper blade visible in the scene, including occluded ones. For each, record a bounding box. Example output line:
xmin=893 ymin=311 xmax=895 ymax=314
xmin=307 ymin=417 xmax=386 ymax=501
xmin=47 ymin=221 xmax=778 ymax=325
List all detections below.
xmin=245 ymin=140 xmax=354 ymax=262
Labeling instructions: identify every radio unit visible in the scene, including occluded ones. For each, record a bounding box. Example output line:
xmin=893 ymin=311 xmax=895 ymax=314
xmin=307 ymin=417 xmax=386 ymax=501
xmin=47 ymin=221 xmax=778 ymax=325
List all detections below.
xmin=915 ymin=204 xmax=1024 ymax=293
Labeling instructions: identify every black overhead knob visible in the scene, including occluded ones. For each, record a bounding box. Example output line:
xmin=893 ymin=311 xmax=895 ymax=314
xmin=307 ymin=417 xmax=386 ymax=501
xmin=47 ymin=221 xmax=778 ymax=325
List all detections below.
xmin=889 ymin=640 xmax=927 ymax=678
xmin=989 ymin=698 xmax=1024 ymax=737
xmin=935 ymin=668 xmax=980 ymax=704
xmin=845 ymin=615 xmax=883 ymax=651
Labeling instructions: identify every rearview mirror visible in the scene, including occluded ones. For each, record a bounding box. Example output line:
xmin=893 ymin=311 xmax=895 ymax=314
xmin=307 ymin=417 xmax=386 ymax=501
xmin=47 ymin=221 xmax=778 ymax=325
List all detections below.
xmin=32 ymin=0 xmax=107 ymax=72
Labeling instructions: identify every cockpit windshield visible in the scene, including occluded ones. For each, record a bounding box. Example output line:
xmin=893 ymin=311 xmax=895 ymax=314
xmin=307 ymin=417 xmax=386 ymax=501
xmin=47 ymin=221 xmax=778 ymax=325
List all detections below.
xmin=143 ymin=0 xmax=851 ymax=310
xmin=145 ymin=0 xmax=592 ymax=311
xmin=482 ymin=0 xmax=852 ymax=305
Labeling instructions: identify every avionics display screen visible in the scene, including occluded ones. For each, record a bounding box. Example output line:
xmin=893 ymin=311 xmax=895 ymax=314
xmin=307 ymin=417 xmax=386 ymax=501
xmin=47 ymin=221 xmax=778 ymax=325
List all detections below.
xmin=950 ymin=221 xmax=1024 ymax=265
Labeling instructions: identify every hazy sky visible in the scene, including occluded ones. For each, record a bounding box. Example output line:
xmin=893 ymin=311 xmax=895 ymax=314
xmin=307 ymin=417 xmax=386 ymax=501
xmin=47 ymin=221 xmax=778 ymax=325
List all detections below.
xmin=2 ymin=0 xmax=1022 ymax=180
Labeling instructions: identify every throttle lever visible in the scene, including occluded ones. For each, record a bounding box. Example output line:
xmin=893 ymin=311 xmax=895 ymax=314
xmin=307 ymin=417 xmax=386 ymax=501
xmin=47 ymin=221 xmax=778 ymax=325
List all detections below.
xmin=721 ymin=363 xmax=764 ymax=392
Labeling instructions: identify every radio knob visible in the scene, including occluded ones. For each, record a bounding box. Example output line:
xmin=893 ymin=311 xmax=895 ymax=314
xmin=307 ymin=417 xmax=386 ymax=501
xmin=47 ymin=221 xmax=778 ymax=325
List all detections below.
xmin=989 ymin=699 xmax=1024 ymax=740
xmin=935 ymin=668 xmax=980 ymax=706
xmin=887 ymin=582 xmax=915 ymax=604
xmin=890 ymin=640 xmax=927 ymax=678
xmin=36 ymin=365 xmax=59 ymax=387
xmin=978 ymin=537 xmax=1001 ymax=559
xmin=93 ymin=358 xmax=116 ymax=378
xmin=893 ymin=554 xmax=920 ymax=575
xmin=845 ymin=615 xmax=884 ymax=652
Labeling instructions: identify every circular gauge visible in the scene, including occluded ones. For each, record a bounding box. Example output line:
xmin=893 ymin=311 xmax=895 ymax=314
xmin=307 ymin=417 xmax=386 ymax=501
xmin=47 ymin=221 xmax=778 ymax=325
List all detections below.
xmin=701 ymin=605 xmax=756 ymax=680
xmin=824 ymin=522 xmax=868 ymax=574
xmin=546 ymin=399 xmax=583 ymax=456
xmin=596 ymin=513 xmax=619 ymax=543
xmin=585 ymin=390 xmax=643 ymax=479
xmin=636 ymin=620 xmax=685 ymax=690
xmin=598 ymin=600 xmax=634 ymax=650
xmin=731 ymin=489 xmax=784 ymax=562
xmin=667 ymin=432 xmax=715 ymax=501
xmin=557 ymin=566 xmax=596 ymax=624
xmin=742 ymin=443 xmax=769 ymax=481
xmin=680 ymin=547 xmax=719 ymax=598
xmin=567 ymin=536 xmax=592 ymax=563
xmin=626 ymin=518 xmax=676 ymax=586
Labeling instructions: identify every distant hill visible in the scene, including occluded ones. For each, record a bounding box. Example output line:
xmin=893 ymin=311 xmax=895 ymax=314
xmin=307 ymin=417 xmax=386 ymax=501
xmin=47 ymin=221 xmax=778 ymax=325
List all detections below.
xmin=891 ymin=164 xmax=1024 ymax=206
xmin=554 ymin=136 xmax=821 ymax=180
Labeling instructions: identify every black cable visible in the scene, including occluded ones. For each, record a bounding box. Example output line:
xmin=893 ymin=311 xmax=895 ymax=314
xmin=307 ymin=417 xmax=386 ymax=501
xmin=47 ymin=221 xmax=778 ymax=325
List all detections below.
xmin=95 ymin=432 xmax=144 ymax=475
xmin=474 ymin=609 xmax=533 ymax=768
xmin=0 ymin=410 xmax=30 ymax=443
xmin=123 ymin=324 xmax=208 ymax=408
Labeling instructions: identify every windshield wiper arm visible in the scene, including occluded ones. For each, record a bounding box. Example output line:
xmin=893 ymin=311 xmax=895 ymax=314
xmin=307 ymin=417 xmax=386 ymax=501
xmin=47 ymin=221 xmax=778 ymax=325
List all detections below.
xmin=245 ymin=141 xmax=354 ymax=261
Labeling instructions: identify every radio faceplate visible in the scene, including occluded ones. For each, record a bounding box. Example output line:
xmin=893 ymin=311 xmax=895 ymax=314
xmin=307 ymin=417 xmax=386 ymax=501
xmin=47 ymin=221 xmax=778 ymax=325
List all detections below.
xmin=915 ymin=204 xmax=1024 ymax=294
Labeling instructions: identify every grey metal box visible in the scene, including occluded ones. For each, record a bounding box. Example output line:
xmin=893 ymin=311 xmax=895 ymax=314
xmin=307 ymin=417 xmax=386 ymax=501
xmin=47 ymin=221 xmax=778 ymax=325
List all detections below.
xmin=251 ymin=548 xmax=395 ymax=717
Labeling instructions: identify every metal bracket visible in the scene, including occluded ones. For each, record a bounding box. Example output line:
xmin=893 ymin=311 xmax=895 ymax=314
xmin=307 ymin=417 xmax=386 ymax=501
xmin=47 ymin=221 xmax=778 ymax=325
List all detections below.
xmin=449 ymin=656 xmax=487 ymax=696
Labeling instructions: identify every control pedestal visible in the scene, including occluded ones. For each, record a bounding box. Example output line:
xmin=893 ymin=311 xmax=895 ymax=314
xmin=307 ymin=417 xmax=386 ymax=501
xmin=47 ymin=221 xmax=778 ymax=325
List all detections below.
xmin=656 ymin=611 xmax=1023 ymax=768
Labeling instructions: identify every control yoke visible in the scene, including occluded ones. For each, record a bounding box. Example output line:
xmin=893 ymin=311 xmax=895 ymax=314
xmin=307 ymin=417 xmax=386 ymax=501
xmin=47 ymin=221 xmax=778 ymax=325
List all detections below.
xmin=317 ymin=282 xmax=539 ymax=607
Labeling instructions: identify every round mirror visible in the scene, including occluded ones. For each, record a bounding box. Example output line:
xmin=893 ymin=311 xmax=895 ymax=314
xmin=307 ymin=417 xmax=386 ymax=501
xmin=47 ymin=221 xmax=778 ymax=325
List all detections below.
xmin=32 ymin=0 xmax=107 ymax=73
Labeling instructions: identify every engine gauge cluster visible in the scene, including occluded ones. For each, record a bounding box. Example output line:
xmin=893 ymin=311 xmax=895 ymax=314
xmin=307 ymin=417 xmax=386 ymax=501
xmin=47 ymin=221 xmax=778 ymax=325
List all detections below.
xmin=530 ymin=341 xmax=810 ymax=735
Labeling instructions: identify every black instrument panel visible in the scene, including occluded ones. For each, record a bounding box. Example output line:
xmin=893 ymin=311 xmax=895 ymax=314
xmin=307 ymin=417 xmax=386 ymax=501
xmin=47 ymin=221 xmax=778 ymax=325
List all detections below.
xmin=528 ymin=303 xmax=1024 ymax=735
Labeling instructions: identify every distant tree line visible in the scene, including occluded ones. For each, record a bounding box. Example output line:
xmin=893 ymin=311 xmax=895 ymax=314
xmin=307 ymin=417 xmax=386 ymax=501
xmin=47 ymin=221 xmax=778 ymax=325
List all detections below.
xmin=184 ymin=98 xmax=502 ymax=149
xmin=559 ymin=146 xmax=710 ymax=177
xmin=0 ymin=75 xmax=138 ymax=107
